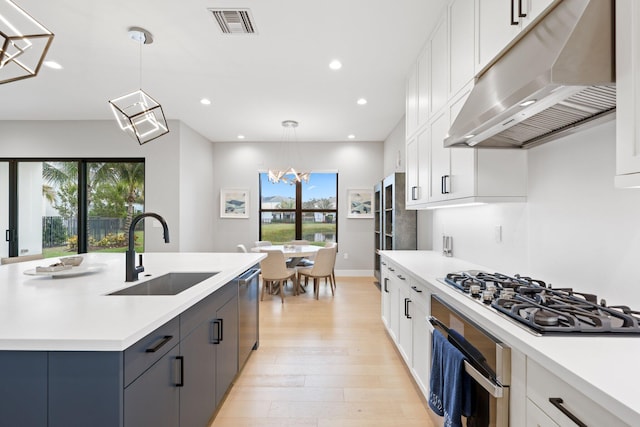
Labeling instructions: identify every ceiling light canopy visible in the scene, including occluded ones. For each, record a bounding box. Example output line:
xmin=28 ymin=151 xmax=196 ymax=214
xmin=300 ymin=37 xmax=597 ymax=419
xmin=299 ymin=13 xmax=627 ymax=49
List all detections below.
xmin=108 ymin=26 xmax=168 ymax=145
xmin=268 ymin=120 xmax=310 ymax=185
xmin=0 ymin=0 xmax=54 ymax=84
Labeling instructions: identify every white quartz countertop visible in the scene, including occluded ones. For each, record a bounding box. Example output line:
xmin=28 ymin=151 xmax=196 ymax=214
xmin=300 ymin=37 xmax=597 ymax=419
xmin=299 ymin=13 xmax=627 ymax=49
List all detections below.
xmin=0 ymin=252 xmax=265 ymax=352
xmin=379 ymin=250 xmax=640 ymax=426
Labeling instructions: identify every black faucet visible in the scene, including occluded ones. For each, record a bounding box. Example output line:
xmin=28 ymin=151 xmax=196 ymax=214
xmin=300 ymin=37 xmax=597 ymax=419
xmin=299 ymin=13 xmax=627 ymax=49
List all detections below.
xmin=125 ymin=212 xmax=170 ymax=282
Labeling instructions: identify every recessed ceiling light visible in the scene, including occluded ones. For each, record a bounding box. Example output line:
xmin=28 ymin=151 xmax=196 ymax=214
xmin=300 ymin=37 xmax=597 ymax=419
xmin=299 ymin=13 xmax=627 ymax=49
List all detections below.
xmin=200 ymin=98 xmax=211 ymax=105
xmin=356 ymin=98 xmax=367 ymax=105
xmin=519 ymin=99 xmax=537 ymax=107
xmin=43 ymin=61 xmax=62 ymax=70
xmin=329 ymin=60 xmax=342 ymax=70
xmin=237 ymin=134 xmax=245 ymax=139
xmin=347 ymin=134 xmax=355 ymax=139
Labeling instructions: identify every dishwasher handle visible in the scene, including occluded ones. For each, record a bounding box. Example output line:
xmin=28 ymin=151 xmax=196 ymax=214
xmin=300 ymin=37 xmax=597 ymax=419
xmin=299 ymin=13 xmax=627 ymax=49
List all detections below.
xmin=238 ymin=268 xmax=260 ymax=286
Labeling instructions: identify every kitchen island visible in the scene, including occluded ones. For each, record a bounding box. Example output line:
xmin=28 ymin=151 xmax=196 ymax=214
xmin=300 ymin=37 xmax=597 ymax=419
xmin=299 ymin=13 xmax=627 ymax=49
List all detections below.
xmin=0 ymin=252 xmax=265 ymax=427
xmin=380 ymin=250 xmax=639 ymax=427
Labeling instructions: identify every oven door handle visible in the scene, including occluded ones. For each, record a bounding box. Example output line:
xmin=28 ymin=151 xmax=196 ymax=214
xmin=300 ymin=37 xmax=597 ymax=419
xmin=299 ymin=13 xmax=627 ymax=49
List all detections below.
xmin=463 ymin=360 xmax=504 ymax=398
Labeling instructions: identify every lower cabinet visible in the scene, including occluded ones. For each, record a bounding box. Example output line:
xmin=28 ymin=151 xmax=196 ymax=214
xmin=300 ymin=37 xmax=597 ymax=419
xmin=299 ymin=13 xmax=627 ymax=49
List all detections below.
xmin=0 ymin=280 xmax=242 ymax=427
xmin=380 ymin=257 xmax=431 ymax=397
xmin=526 ymin=358 xmax=627 ymax=427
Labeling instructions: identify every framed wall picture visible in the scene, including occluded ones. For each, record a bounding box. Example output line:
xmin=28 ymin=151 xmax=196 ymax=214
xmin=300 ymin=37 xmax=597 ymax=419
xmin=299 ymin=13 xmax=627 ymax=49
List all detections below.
xmin=347 ymin=189 xmax=374 ymax=218
xmin=220 ymin=188 xmax=249 ymax=218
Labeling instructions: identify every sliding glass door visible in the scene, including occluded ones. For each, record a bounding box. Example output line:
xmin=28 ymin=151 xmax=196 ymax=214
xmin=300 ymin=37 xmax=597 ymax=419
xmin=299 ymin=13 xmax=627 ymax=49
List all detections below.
xmin=1 ymin=159 xmax=144 ymax=261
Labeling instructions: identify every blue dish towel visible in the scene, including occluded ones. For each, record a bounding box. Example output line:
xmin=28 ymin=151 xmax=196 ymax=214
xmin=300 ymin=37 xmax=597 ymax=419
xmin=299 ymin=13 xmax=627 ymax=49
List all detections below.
xmin=429 ymin=329 xmax=472 ymax=427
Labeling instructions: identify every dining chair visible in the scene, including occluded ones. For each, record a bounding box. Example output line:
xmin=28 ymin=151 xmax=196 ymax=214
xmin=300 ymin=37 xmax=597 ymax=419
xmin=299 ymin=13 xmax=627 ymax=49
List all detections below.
xmin=296 ymin=246 xmax=337 ymax=299
xmin=259 ymin=250 xmax=298 ymax=303
xmin=325 ymin=242 xmax=337 ymax=287
xmin=1 ymin=254 xmax=44 ymax=265
xmin=236 ymin=244 xmax=248 ymax=253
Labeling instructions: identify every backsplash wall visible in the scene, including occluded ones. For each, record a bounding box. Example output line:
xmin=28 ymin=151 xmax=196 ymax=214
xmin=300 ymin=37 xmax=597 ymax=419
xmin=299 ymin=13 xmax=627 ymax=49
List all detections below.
xmin=431 ymin=120 xmax=640 ymax=307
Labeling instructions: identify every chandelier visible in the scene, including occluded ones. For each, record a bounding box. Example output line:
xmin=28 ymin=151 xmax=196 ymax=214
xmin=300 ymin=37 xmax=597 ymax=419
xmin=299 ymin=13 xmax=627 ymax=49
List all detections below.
xmin=268 ymin=120 xmax=310 ymax=185
xmin=108 ymin=27 xmax=169 ymax=145
xmin=0 ymin=0 xmax=54 ymax=85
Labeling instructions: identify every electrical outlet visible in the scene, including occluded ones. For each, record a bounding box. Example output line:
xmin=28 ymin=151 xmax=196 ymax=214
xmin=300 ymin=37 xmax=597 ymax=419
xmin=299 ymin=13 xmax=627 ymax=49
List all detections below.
xmin=344 ymin=253 xmax=349 ymax=260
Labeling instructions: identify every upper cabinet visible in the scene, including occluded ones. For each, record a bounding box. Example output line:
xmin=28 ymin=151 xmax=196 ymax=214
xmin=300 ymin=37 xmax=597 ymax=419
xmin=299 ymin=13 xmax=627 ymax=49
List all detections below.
xmin=405 ymin=0 xmax=535 ymax=209
xmin=616 ymin=0 xmax=640 ymax=188
xmin=476 ymin=0 xmax=556 ymax=72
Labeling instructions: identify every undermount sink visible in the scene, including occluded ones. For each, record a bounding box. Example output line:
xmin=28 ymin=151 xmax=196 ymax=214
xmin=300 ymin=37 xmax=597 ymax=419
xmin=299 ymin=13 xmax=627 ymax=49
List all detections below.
xmin=108 ymin=272 xmax=218 ymax=295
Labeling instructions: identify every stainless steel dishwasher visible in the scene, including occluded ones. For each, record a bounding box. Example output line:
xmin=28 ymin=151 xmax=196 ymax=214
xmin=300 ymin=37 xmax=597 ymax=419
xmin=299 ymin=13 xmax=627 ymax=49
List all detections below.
xmin=236 ymin=266 xmax=260 ymax=368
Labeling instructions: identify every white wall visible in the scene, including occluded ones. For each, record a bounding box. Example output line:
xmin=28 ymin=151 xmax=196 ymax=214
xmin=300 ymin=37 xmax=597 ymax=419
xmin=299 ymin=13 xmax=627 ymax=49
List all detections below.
xmin=178 ymin=122 xmax=216 ymax=252
xmin=431 ymin=120 xmax=640 ymax=306
xmin=0 ymin=120 xmax=189 ymax=252
xmin=210 ymin=140 xmax=383 ymax=274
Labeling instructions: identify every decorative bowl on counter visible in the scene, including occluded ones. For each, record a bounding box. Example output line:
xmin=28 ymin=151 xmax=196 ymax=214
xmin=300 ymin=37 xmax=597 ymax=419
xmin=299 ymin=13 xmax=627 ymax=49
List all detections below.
xmin=60 ymin=256 xmax=84 ymax=266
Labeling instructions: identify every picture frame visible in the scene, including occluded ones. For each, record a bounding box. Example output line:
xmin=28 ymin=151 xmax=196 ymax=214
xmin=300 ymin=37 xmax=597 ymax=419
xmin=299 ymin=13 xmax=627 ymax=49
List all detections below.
xmin=347 ymin=189 xmax=374 ymax=218
xmin=220 ymin=188 xmax=249 ymax=218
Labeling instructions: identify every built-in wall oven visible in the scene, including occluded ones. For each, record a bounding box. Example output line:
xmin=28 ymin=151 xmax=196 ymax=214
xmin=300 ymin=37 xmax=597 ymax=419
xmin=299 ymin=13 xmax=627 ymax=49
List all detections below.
xmin=428 ymin=295 xmax=511 ymax=427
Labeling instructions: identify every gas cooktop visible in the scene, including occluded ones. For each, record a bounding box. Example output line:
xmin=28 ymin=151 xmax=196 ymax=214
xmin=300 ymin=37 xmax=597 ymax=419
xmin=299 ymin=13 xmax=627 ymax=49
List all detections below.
xmin=441 ymin=271 xmax=640 ymax=335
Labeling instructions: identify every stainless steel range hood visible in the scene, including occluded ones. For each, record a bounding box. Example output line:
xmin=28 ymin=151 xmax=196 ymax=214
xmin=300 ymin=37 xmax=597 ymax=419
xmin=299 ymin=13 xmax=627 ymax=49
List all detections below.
xmin=445 ymin=0 xmax=615 ymax=149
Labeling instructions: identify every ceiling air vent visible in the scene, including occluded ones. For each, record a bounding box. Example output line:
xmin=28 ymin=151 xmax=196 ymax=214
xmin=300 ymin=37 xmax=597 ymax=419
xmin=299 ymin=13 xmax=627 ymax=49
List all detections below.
xmin=209 ymin=9 xmax=256 ymax=34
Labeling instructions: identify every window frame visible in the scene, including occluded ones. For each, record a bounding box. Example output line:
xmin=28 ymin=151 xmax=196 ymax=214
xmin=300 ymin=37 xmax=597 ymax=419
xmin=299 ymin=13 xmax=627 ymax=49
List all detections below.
xmin=258 ymin=172 xmax=338 ymax=244
xmin=2 ymin=157 xmax=144 ymax=257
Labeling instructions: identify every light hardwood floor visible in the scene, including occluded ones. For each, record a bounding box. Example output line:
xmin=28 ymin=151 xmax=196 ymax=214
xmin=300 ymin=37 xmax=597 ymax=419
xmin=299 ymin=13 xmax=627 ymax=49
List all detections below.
xmin=210 ymin=276 xmax=435 ymax=427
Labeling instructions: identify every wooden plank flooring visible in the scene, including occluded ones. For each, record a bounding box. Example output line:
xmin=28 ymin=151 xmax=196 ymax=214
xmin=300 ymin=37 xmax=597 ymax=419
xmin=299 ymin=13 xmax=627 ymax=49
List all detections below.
xmin=210 ymin=276 xmax=434 ymax=427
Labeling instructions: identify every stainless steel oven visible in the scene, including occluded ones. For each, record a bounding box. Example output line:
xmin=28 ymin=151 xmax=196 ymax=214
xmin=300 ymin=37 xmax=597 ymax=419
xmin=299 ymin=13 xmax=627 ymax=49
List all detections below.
xmin=428 ymin=295 xmax=510 ymax=427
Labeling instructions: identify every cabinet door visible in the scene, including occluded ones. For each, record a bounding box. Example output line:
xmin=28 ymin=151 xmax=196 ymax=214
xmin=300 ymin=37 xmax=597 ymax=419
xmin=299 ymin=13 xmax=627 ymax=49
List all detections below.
xmin=429 ymin=110 xmax=451 ymax=203
xmin=448 ymin=87 xmax=476 ymax=200
xmin=476 ymin=0 xmax=520 ymax=71
xmin=615 ymin=0 xmax=640 ymax=187
xmin=124 ymin=345 xmax=180 ymax=427
xmin=526 ymin=399 xmax=559 ymax=427
xmin=215 ymin=294 xmax=239 ymax=407
xmin=381 ymin=274 xmax=392 ymax=329
xmin=406 ymin=136 xmax=420 ymax=207
xmin=180 ymin=321 xmax=216 ymax=427
xmin=449 ymin=0 xmax=476 ymax=96
xmin=417 ymin=45 xmax=431 ymax=127
xmin=397 ymin=278 xmax=413 ymax=365
xmin=387 ymin=265 xmax=401 ymax=342
xmin=430 ymin=16 xmax=448 ymax=115
xmin=0 ymin=352 xmax=47 ymax=427
xmin=406 ymin=64 xmax=419 ymax=137
xmin=411 ymin=301 xmax=429 ymax=395
xmin=406 ymin=129 xmax=431 ymax=207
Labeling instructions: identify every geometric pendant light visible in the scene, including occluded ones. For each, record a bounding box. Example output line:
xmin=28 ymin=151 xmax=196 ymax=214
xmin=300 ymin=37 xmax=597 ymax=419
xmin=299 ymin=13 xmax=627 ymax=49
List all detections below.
xmin=108 ymin=27 xmax=169 ymax=145
xmin=0 ymin=0 xmax=54 ymax=85
xmin=267 ymin=120 xmax=310 ymax=185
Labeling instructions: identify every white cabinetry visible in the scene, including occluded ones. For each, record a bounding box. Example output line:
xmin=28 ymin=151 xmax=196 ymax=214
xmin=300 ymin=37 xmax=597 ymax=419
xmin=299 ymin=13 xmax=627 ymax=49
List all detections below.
xmin=615 ymin=0 xmax=640 ymax=188
xmin=406 ymin=65 xmax=418 ymax=138
xmin=430 ymin=16 xmax=448 ymax=115
xmin=406 ymin=128 xmax=430 ymax=207
xmin=526 ymin=358 xmax=627 ymax=427
xmin=476 ymin=0 xmax=556 ymax=72
xmin=379 ymin=254 xmax=431 ymax=398
xmin=449 ymin=0 xmax=476 ymax=97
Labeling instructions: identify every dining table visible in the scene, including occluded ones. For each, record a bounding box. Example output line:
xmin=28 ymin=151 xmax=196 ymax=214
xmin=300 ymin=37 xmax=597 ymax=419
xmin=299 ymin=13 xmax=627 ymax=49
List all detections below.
xmin=251 ymin=244 xmax=320 ymax=268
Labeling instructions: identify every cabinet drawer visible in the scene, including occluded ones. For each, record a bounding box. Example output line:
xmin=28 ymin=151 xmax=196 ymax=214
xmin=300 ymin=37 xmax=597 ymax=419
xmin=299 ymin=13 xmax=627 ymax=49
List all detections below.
xmin=181 ymin=281 xmax=236 ymax=338
xmin=526 ymin=358 xmax=626 ymax=427
xmin=124 ymin=316 xmax=180 ymax=387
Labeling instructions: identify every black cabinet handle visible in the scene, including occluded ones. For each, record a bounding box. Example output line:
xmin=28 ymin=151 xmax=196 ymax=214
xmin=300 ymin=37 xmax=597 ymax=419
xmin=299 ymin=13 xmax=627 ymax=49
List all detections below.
xmin=211 ymin=319 xmax=223 ymax=344
xmin=411 ymin=285 xmax=423 ymax=293
xmin=175 ymin=356 xmax=184 ymax=387
xmin=518 ymin=0 xmax=527 ymax=18
xmin=548 ymin=398 xmax=587 ymax=427
xmin=145 ymin=335 xmax=173 ymax=353
xmin=442 ymin=175 xmax=450 ymax=194
xmin=510 ymin=0 xmax=518 ymax=25
xmin=397 ymin=274 xmax=406 ymax=280
xmin=384 ymin=278 xmax=389 ymax=293
xmin=404 ymin=298 xmax=412 ymax=319
xmin=388 ymin=267 xmax=395 ymax=272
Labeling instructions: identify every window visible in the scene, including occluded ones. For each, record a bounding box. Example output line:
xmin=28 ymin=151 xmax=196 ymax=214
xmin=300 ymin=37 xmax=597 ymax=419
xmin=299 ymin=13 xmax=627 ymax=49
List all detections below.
xmin=1 ymin=159 xmax=144 ymax=259
xmin=259 ymin=172 xmax=337 ymax=245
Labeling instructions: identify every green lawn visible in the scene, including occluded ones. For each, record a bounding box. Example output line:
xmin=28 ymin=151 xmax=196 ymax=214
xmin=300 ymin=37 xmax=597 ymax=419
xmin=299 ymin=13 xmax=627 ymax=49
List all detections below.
xmin=261 ymin=222 xmax=335 ymax=245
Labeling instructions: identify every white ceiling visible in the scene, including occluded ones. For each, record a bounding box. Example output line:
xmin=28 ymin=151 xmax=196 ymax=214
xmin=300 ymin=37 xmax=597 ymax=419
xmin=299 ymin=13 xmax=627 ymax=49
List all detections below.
xmin=0 ymin=0 xmax=446 ymax=142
